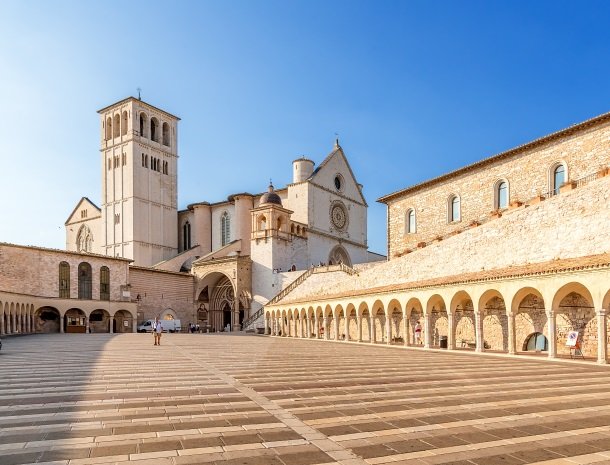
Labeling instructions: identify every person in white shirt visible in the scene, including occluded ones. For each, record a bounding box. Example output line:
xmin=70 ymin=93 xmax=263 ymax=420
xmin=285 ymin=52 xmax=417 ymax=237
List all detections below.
xmin=153 ymin=317 xmax=163 ymax=346
xmin=414 ymin=321 xmax=422 ymax=345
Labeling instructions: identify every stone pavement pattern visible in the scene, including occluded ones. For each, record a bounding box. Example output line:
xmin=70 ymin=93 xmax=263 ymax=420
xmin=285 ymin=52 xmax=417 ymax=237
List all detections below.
xmin=2 ymin=336 xmax=610 ymax=465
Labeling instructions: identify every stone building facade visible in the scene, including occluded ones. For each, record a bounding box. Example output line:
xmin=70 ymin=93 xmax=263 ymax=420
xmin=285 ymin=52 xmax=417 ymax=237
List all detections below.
xmin=265 ymin=110 xmax=610 ymax=364
xmin=379 ymin=112 xmax=610 ymax=258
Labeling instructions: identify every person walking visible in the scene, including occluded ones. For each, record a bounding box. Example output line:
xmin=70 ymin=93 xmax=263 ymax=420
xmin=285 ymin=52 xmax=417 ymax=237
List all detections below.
xmin=153 ymin=317 xmax=163 ymax=346
xmin=414 ymin=321 xmax=422 ymax=345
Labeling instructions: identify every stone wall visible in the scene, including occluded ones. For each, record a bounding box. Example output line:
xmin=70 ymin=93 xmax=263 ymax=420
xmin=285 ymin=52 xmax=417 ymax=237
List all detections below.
xmin=384 ymin=118 xmax=610 ymax=258
xmin=282 ymin=174 xmax=610 ymax=303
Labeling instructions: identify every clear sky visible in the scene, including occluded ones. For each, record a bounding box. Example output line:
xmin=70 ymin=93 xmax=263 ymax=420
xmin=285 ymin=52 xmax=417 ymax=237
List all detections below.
xmin=1 ymin=0 xmax=610 ymax=255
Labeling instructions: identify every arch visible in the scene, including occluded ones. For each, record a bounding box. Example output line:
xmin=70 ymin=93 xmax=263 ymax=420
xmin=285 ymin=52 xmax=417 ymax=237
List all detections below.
xmin=161 ymin=308 xmax=177 ymax=320
xmin=550 ymin=161 xmax=567 ymax=195
xmin=553 ymin=283 xmax=596 ymax=358
xmin=65 ymin=308 xmax=86 ymax=333
xmin=76 ymin=224 xmax=93 ymax=252
xmin=552 ymin=282 xmax=594 ymax=311
xmin=450 ymin=291 xmax=474 ymax=348
xmin=494 ymin=179 xmax=509 ymax=210
xmin=35 ymin=306 xmax=60 ymax=333
xmin=100 ymin=266 xmax=110 ymax=300
xmin=523 ymin=332 xmax=548 ymax=352
xmin=150 ymin=117 xmax=159 ymax=142
xmin=114 ymin=309 xmax=134 ymax=333
xmin=78 ymin=262 xmax=92 ymax=299
xmin=59 ymin=261 xmax=70 ymax=298
xmin=121 ymin=111 xmax=128 ymax=136
xmin=89 ymin=309 xmax=110 ymax=333
xmin=479 ymin=290 xmax=507 ymax=352
xmin=513 ymin=288 xmax=546 ymax=353
xmin=221 ymin=211 xmax=231 ymax=246
xmin=603 ymin=288 xmax=610 ymax=311
xmin=139 ymin=112 xmax=148 ymax=137
xmin=182 ymin=221 xmax=192 ymax=250
xmin=113 ymin=114 xmax=120 ymax=138
xmin=162 ymin=122 xmax=170 ymax=146
xmin=448 ymin=194 xmax=460 ymax=222
xmin=328 ymin=245 xmax=352 ymax=267
xmin=405 ymin=208 xmax=416 ymax=234
xmin=105 ymin=117 xmax=112 ymax=140
xmin=258 ymin=214 xmax=267 ymax=231
xmin=387 ymin=299 xmax=403 ymax=342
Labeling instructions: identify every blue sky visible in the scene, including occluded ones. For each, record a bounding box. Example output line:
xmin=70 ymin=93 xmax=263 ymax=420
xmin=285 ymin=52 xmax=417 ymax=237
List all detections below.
xmin=1 ymin=0 xmax=610 ymax=254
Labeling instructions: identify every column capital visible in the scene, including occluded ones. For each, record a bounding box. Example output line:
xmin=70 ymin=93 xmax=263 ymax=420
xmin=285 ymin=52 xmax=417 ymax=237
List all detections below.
xmin=597 ymin=309 xmax=608 ymax=317
xmin=545 ymin=309 xmax=555 ymax=317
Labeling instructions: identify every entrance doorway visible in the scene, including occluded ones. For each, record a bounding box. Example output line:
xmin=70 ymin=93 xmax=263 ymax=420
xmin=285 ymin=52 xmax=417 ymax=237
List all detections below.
xmin=222 ymin=303 xmax=231 ymax=331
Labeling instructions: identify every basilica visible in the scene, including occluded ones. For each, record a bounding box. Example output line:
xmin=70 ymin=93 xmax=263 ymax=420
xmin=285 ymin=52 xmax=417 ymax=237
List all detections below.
xmin=0 ymin=97 xmax=383 ymax=335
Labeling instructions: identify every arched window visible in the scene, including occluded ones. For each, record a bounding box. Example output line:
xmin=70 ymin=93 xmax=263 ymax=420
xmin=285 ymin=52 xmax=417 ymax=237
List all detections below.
xmin=162 ymin=122 xmax=170 ymax=146
xmin=139 ymin=113 xmax=147 ymax=137
xmin=258 ymin=215 xmax=267 ymax=231
xmin=448 ymin=195 xmax=460 ymax=222
xmin=145 ymin=154 xmax=149 ymax=168
xmin=182 ymin=221 xmax=191 ymax=251
xmin=405 ymin=209 xmax=416 ymax=234
xmin=76 ymin=224 xmax=93 ymax=252
xmin=276 ymin=217 xmax=282 ymax=231
xmin=113 ymin=114 xmax=120 ymax=138
xmin=100 ymin=266 xmax=110 ymax=301
xmin=495 ymin=180 xmax=508 ymax=209
xmin=221 ymin=212 xmax=231 ymax=246
xmin=121 ymin=111 xmax=128 ymax=136
xmin=105 ymin=117 xmax=112 ymax=140
xmin=59 ymin=262 xmax=70 ymax=298
xmin=78 ymin=262 xmax=92 ymax=300
xmin=552 ymin=163 xmax=566 ymax=194
xmin=150 ymin=117 xmax=159 ymax=142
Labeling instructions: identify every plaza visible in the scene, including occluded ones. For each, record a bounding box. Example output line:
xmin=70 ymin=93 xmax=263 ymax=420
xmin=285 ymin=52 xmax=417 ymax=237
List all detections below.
xmin=2 ymin=334 xmax=610 ymax=465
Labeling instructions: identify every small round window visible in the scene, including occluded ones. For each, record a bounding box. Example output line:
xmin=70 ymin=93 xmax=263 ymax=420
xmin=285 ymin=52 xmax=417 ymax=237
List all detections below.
xmin=334 ymin=174 xmax=343 ymax=191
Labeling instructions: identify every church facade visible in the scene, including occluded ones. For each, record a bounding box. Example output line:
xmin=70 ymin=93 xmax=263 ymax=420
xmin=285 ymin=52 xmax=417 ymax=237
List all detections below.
xmin=60 ymin=97 xmax=382 ymax=332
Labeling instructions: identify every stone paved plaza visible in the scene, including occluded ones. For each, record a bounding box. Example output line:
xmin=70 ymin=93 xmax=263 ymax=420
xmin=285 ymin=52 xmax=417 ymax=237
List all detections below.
xmin=2 ymin=335 xmax=610 ymax=465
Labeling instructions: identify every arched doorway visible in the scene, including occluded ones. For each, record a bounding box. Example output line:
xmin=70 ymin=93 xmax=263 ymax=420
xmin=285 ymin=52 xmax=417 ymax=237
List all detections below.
xmin=328 ymin=245 xmax=352 ymax=267
xmin=114 ymin=310 xmax=134 ymax=333
xmin=89 ymin=309 xmax=110 ymax=333
xmin=222 ymin=303 xmax=232 ymax=331
xmin=524 ymin=332 xmax=548 ymax=352
xmin=35 ymin=307 xmax=60 ymax=333
xmin=65 ymin=308 xmax=86 ymax=333
xmin=211 ymin=276 xmax=235 ymax=332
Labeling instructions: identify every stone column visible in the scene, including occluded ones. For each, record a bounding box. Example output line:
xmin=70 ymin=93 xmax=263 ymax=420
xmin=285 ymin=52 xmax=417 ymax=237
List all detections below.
xmin=507 ymin=312 xmax=516 ymax=355
xmin=344 ymin=315 xmax=350 ymax=342
xmin=323 ymin=316 xmax=329 ymax=340
xmin=474 ymin=311 xmax=484 ymax=352
xmin=447 ymin=312 xmax=455 ymax=350
xmin=546 ymin=310 xmax=556 ymax=358
xmin=385 ymin=315 xmax=391 ymax=345
xmin=25 ymin=310 xmax=30 ymax=333
xmin=357 ymin=315 xmax=362 ymax=342
xmin=12 ymin=312 xmax=16 ymax=333
xmin=300 ymin=318 xmax=305 ymax=338
xmin=85 ymin=317 xmax=90 ymax=334
xmin=109 ymin=316 xmax=114 ymax=334
xmin=597 ymin=310 xmax=607 ymax=364
xmin=370 ymin=314 xmax=376 ymax=343
xmin=7 ymin=312 xmax=11 ymax=334
xmin=423 ymin=313 xmax=431 ymax=349
xmin=31 ymin=312 xmax=35 ymax=333
xmin=314 ymin=315 xmax=319 ymax=338
xmin=333 ymin=314 xmax=339 ymax=341
xmin=403 ymin=314 xmax=409 ymax=346
xmin=0 ymin=311 xmax=4 ymax=335
xmin=60 ymin=315 xmax=64 ymax=333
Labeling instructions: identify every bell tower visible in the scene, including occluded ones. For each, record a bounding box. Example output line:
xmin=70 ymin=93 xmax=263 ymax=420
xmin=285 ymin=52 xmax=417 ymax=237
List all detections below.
xmin=98 ymin=97 xmax=180 ymax=266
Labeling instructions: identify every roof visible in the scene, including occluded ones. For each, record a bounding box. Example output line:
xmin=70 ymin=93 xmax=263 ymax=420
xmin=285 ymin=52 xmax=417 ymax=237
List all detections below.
xmin=0 ymin=241 xmax=133 ymax=263
xmin=97 ymin=97 xmax=181 ymax=120
xmin=275 ymin=253 xmax=610 ymax=306
xmin=377 ymin=109 xmax=610 ymax=203
xmin=65 ymin=197 xmax=101 ymax=225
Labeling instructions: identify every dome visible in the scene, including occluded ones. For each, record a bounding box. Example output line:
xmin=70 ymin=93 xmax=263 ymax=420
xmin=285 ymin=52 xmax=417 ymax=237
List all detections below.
xmin=260 ymin=183 xmax=282 ymax=206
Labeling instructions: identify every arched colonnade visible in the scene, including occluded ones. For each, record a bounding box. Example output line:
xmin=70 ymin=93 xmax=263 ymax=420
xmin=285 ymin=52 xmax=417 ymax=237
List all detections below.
xmin=265 ymin=270 xmax=610 ymax=363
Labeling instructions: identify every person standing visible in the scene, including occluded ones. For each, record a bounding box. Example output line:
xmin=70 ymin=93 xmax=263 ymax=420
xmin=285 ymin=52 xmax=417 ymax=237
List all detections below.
xmin=414 ymin=321 xmax=422 ymax=345
xmin=153 ymin=317 xmax=163 ymax=346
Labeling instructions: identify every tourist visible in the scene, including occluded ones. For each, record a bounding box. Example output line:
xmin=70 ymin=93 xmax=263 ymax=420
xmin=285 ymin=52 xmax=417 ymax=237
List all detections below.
xmin=414 ymin=321 xmax=422 ymax=345
xmin=153 ymin=317 xmax=162 ymax=346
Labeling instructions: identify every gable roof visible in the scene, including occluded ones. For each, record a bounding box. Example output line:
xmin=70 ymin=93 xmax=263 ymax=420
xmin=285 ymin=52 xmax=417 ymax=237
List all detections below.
xmin=309 ymin=142 xmax=367 ymax=205
xmin=65 ymin=197 xmax=101 ymax=225
xmin=377 ymin=109 xmax=610 ymax=204
xmin=97 ymin=97 xmax=181 ymax=120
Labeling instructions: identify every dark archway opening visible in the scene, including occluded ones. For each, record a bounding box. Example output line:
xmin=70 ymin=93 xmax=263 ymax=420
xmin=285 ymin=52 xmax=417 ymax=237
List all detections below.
xmin=524 ymin=332 xmax=548 ymax=352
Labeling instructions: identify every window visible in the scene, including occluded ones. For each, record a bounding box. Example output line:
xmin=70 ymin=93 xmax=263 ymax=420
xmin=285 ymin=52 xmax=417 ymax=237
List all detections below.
xmin=449 ymin=195 xmax=460 ymax=222
xmin=80 ymin=209 xmax=87 ymax=219
xmin=105 ymin=117 xmax=112 ymax=140
xmin=258 ymin=215 xmax=267 ymax=231
xmin=100 ymin=266 xmax=110 ymax=300
xmin=122 ymin=153 xmax=126 ymax=166
xmin=78 ymin=262 xmax=92 ymax=300
xmin=150 ymin=117 xmax=159 ymax=142
xmin=142 ymin=153 xmax=145 ymax=167
xmin=405 ymin=209 xmax=416 ymax=234
xmin=139 ymin=113 xmax=147 ymax=137
xmin=114 ymin=213 xmax=120 ymax=225
xmin=553 ymin=164 xmax=566 ymax=194
xmin=121 ymin=111 xmax=128 ymax=136
xmin=77 ymin=224 xmax=93 ymax=252
xmin=113 ymin=114 xmax=120 ymax=138
xmin=221 ymin=212 xmax=231 ymax=246
xmin=145 ymin=154 xmax=148 ymax=168
xmin=162 ymin=122 xmax=170 ymax=146
xmin=59 ymin=262 xmax=70 ymax=298
xmin=496 ymin=180 xmax=508 ymax=209
xmin=334 ymin=174 xmax=343 ymax=191
xmin=182 ymin=221 xmax=191 ymax=250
